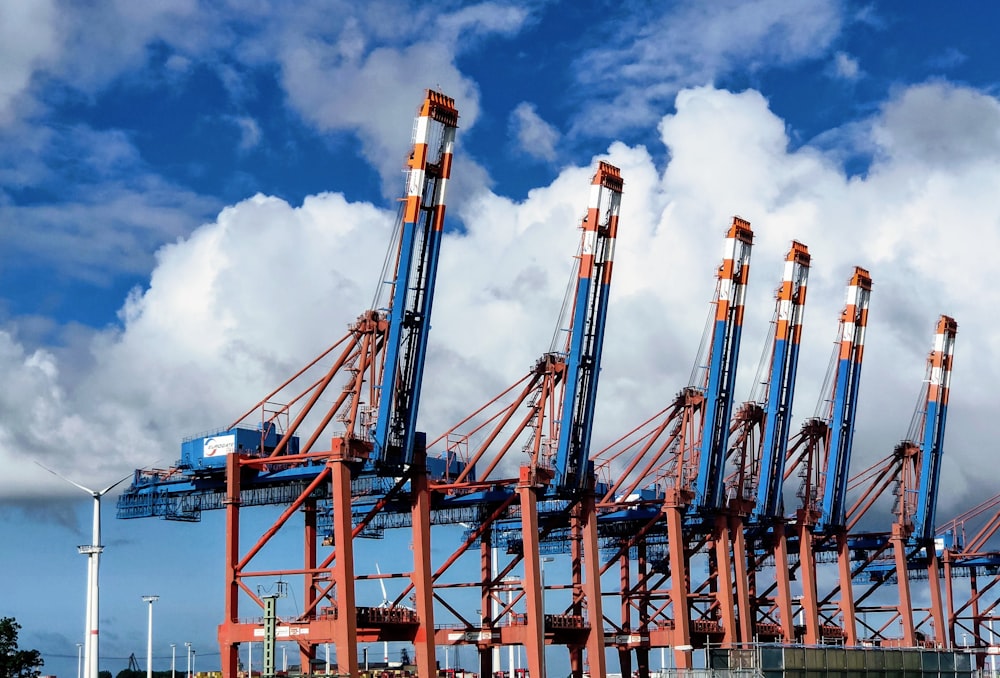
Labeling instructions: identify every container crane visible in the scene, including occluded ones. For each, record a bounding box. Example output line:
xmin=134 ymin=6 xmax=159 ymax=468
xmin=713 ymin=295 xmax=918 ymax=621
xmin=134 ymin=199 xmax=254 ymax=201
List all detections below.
xmin=324 ymin=89 xmax=458 ymax=678
xmin=116 ymin=89 xmax=460 ymax=678
xmin=843 ymin=315 xmax=956 ymax=647
xmin=891 ymin=315 xmax=956 ymax=647
xmin=739 ymin=241 xmax=810 ymax=644
xmin=704 ymin=239 xmax=809 ymax=650
xmin=424 ymin=161 xmax=622 ymax=678
xmin=690 ymin=217 xmax=754 ymax=652
xmin=589 ymin=218 xmax=755 ymax=672
xmin=785 ymin=266 xmax=871 ymax=646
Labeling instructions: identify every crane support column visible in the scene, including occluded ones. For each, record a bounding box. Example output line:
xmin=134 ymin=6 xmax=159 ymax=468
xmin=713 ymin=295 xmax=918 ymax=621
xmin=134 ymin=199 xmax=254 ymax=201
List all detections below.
xmin=302 ymin=499 xmax=318 ymax=672
xmin=836 ymin=532 xmax=858 ymax=645
xmin=714 ymin=516 xmax=739 ymax=645
xmin=518 ymin=473 xmax=547 ymax=678
xmin=580 ymin=490 xmax=607 ymax=678
xmin=330 ymin=438 xmax=360 ymax=676
xmin=221 ymin=451 xmax=242 ymax=678
xmin=893 ymin=523 xmax=917 ymax=645
xmin=773 ymin=530 xmax=795 ymax=642
xmin=666 ymin=496 xmax=692 ymax=668
xmin=410 ymin=438 xmax=437 ymax=678
xmin=731 ymin=515 xmax=753 ymax=643
xmin=799 ymin=522 xmax=821 ymax=644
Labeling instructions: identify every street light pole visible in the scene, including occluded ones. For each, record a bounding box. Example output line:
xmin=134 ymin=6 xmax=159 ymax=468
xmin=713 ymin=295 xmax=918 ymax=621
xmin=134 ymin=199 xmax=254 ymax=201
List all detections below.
xmin=171 ymin=644 xmax=176 ymax=678
xmin=142 ymin=596 xmax=159 ymax=678
xmin=77 ymin=643 xmax=84 ymax=678
xmin=185 ymin=643 xmax=192 ymax=678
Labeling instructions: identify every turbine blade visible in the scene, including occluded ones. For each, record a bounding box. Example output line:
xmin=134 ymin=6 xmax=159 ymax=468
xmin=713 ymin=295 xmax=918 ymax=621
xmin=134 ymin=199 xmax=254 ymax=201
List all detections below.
xmin=33 ymin=460 xmax=95 ymax=495
xmin=99 ymin=471 xmax=134 ymax=496
xmin=375 ymin=562 xmax=389 ymax=604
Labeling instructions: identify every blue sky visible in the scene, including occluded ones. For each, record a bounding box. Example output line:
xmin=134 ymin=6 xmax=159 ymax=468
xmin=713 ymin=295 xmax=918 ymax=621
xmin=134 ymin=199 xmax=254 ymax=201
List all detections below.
xmin=4 ymin=1 xmax=1000 ymax=675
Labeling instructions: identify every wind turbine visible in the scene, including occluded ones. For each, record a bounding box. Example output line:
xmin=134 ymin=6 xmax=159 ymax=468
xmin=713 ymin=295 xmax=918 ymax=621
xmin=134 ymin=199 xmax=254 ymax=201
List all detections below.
xmin=374 ymin=563 xmax=390 ymax=666
xmin=36 ymin=462 xmax=132 ymax=678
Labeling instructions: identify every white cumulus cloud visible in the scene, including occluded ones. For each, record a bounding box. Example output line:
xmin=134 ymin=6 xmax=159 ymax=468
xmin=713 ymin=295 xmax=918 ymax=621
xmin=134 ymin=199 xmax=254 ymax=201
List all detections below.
xmin=509 ymin=102 xmax=560 ymax=162
xmin=0 ymin=0 xmax=59 ymax=124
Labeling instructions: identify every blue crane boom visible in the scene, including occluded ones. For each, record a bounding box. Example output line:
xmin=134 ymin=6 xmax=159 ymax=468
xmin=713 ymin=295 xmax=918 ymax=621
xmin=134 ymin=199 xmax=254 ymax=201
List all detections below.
xmin=374 ymin=91 xmax=459 ymax=471
xmin=752 ymin=241 xmax=810 ymax=522
xmin=913 ymin=315 xmax=957 ymax=542
xmin=816 ymin=266 xmax=872 ymax=532
xmin=554 ymin=161 xmax=624 ymax=490
xmin=694 ymin=217 xmax=754 ymax=512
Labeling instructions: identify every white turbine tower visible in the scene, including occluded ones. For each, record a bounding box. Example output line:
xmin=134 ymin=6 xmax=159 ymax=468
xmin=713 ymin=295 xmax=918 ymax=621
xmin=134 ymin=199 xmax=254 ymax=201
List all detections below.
xmin=375 ymin=563 xmax=390 ymax=666
xmin=36 ymin=462 xmax=131 ymax=678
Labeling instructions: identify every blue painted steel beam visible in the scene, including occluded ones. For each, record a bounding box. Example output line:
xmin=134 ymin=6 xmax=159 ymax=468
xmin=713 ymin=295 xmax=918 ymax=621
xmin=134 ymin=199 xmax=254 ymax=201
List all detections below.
xmin=554 ymin=162 xmax=623 ymax=490
xmin=694 ymin=218 xmax=753 ymax=512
